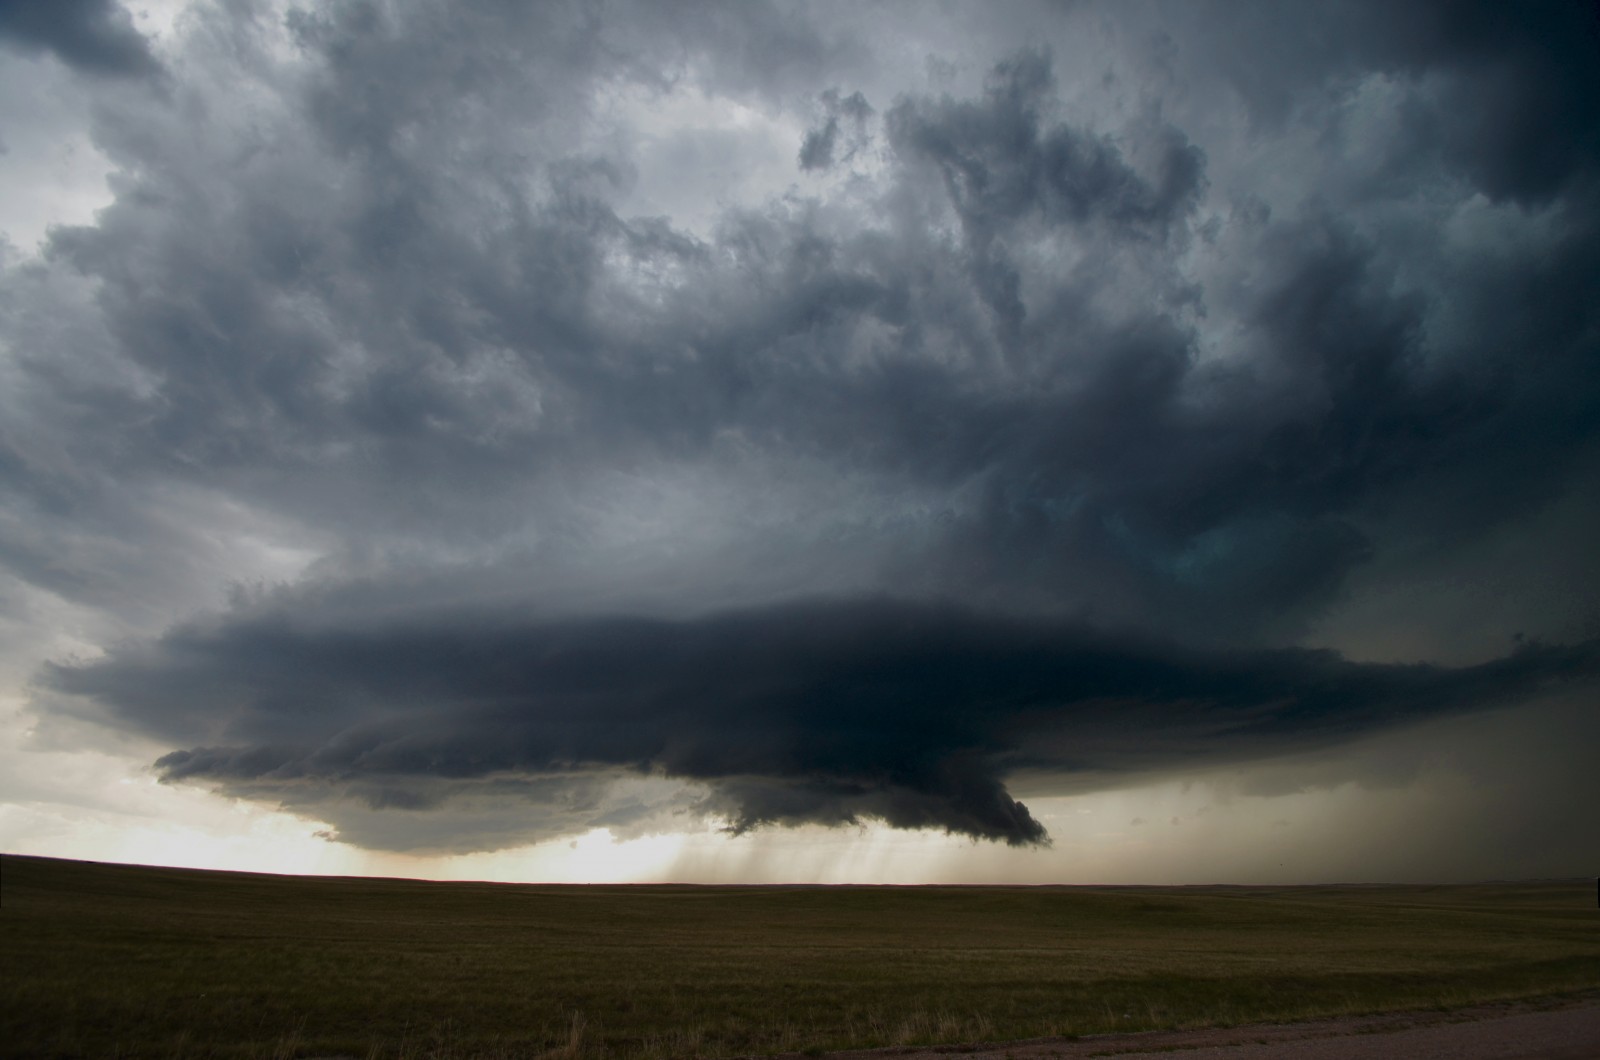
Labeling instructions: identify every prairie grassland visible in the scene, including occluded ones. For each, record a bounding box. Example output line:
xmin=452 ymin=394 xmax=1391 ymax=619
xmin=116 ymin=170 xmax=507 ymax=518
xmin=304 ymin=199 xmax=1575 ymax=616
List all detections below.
xmin=3 ymin=854 xmax=1596 ymax=1059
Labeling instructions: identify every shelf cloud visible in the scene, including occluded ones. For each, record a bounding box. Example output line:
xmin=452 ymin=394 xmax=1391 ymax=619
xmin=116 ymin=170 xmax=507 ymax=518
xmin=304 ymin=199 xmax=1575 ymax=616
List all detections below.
xmin=44 ymin=597 xmax=1599 ymax=851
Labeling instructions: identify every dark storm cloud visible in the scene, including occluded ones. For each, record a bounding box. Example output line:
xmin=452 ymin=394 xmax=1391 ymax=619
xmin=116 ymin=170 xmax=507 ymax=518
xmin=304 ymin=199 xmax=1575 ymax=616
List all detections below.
xmin=29 ymin=27 xmax=1586 ymax=636
xmin=1384 ymin=1 xmax=1600 ymax=202
xmin=1174 ymin=0 xmax=1600 ymax=203
xmin=42 ymin=597 xmax=1600 ymax=850
xmin=0 ymin=0 xmax=160 ymax=78
xmin=1372 ymin=1 xmax=1600 ymax=203
xmin=5 ymin=0 xmax=1599 ymax=854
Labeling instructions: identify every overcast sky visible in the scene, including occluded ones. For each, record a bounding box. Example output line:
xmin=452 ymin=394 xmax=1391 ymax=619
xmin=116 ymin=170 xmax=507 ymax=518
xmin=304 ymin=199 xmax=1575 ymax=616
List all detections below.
xmin=2 ymin=0 xmax=1597 ymax=884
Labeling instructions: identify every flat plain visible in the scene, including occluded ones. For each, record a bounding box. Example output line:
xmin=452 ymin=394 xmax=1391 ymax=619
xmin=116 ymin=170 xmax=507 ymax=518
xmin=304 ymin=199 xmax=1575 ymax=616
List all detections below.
xmin=2 ymin=854 xmax=1596 ymax=1059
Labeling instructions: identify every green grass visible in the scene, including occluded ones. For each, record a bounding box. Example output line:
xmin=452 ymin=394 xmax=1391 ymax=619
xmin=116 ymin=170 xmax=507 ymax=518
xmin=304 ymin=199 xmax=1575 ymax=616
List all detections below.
xmin=3 ymin=855 xmax=1597 ymax=1059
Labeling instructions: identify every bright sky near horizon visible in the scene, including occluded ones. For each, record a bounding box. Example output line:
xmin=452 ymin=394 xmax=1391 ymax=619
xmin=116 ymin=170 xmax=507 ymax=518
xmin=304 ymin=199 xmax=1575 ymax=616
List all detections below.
xmin=1 ymin=0 xmax=1597 ymax=885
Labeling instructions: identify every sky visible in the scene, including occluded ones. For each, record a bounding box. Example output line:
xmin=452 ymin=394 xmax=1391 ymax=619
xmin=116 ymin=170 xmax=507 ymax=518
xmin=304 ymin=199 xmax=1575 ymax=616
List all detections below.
xmin=1 ymin=0 xmax=1597 ymax=886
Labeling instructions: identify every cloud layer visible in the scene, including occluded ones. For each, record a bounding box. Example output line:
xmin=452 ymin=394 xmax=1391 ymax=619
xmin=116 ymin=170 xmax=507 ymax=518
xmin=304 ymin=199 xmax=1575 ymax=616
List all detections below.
xmin=45 ymin=597 xmax=1599 ymax=850
xmin=5 ymin=0 xmax=1598 ymax=858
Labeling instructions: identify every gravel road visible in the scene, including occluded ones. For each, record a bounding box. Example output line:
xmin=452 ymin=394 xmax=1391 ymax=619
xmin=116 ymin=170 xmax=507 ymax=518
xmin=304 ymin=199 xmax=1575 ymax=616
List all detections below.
xmin=805 ymin=995 xmax=1600 ymax=1060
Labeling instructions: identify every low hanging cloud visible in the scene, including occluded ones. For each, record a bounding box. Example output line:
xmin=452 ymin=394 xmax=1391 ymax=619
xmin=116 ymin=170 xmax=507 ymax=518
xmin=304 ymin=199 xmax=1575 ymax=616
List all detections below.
xmin=43 ymin=597 xmax=1598 ymax=851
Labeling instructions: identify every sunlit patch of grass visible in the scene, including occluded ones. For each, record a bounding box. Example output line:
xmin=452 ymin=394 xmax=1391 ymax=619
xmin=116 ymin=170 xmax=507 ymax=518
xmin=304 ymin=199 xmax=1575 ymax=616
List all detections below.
xmin=3 ymin=856 xmax=1596 ymax=1059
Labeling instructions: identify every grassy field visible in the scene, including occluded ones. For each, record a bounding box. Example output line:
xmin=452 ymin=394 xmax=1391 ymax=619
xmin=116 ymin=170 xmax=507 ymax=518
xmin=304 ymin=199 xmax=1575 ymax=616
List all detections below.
xmin=3 ymin=855 xmax=1597 ymax=1059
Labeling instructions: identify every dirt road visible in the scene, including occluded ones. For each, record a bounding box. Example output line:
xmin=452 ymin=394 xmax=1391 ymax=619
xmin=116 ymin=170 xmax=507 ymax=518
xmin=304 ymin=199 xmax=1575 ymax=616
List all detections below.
xmin=811 ymin=995 xmax=1600 ymax=1060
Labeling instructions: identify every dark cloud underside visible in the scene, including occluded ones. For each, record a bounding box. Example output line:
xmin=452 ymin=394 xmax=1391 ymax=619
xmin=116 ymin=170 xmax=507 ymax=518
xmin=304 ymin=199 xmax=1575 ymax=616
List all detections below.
xmin=44 ymin=598 xmax=1599 ymax=849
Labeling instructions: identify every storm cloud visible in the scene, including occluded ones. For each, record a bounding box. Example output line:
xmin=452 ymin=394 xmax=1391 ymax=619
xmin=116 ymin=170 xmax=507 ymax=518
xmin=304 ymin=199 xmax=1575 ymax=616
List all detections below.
xmin=43 ymin=597 xmax=1599 ymax=850
xmin=5 ymin=0 xmax=1598 ymax=865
